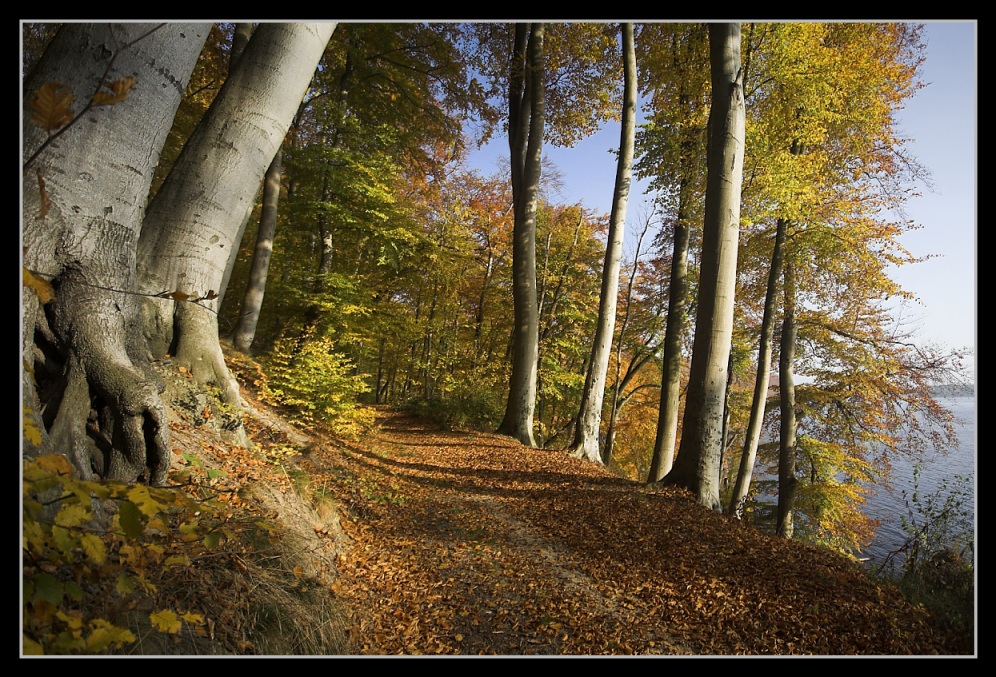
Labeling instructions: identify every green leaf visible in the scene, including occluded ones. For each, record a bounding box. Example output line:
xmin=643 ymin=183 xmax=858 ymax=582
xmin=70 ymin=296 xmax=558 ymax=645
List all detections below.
xmin=115 ymin=573 xmax=136 ymax=596
xmin=64 ymin=581 xmax=84 ymax=602
xmin=23 ymin=409 xmax=44 ymax=446
xmin=32 ymin=572 xmax=64 ymax=605
xmin=118 ymin=500 xmax=146 ymax=539
xmin=51 ymin=524 xmax=75 ymax=559
xmin=53 ymin=631 xmax=86 ymax=652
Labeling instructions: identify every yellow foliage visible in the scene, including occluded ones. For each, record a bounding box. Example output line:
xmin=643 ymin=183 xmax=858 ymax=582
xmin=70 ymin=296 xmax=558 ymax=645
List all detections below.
xmin=84 ymin=619 xmax=136 ymax=652
xmin=22 ymin=636 xmax=44 ymax=655
xmin=34 ymin=453 xmax=72 ymax=477
xmin=21 ymin=455 xmax=228 ymax=654
xmin=127 ymin=484 xmax=170 ymax=517
xmin=23 ymin=410 xmax=44 ymax=447
xmin=23 ymin=268 xmax=55 ymax=305
xmin=79 ymin=533 xmax=107 ymax=565
xmin=150 ymin=609 xmax=183 ymax=634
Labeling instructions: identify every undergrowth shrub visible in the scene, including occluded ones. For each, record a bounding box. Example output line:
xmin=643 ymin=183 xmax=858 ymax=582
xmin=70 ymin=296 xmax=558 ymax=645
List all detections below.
xmin=23 ymin=448 xmax=352 ymax=656
xmin=402 ymin=381 xmax=504 ymax=431
xmin=874 ymin=466 xmax=975 ymax=641
xmin=261 ymin=336 xmax=374 ymax=439
xmin=22 ymin=454 xmax=222 ymax=654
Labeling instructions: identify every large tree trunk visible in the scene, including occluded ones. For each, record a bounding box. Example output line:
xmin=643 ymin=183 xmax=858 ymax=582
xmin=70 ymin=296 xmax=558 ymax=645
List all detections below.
xmin=497 ymin=23 xmax=544 ymax=447
xmin=776 ymin=258 xmax=799 ymax=538
xmin=570 ymin=23 xmax=636 ymax=464
xmin=137 ymin=23 xmax=336 ymax=406
xmin=728 ymin=216 xmax=788 ymax=516
xmin=22 ymin=23 xmax=210 ymax=483
xmin=661 ymin=23 xmax=746 ymax=511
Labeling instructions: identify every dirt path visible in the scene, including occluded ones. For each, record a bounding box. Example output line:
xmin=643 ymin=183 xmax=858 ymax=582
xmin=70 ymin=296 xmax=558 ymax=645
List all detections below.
xmin=297 ymin=408 xmax=960 ymax=656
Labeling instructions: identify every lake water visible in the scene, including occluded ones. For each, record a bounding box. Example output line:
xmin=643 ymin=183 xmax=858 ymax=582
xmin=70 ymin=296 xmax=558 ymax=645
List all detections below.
xmin=858 ymin=393 xmax=976 ymax=571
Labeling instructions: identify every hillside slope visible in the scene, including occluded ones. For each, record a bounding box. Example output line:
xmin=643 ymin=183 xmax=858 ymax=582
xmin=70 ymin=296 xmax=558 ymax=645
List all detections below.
xmin=26 ymin=350 xmax=971 ymax=656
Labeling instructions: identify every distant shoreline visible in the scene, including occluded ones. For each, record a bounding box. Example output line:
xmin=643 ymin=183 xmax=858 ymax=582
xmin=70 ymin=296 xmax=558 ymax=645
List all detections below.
xmin=931 ymin=383 xmax=975 ymax=398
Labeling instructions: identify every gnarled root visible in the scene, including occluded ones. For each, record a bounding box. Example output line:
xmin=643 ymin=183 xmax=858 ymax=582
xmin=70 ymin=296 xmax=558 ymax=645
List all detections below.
xmin=37 ymin=272 xmax=171 ymax=485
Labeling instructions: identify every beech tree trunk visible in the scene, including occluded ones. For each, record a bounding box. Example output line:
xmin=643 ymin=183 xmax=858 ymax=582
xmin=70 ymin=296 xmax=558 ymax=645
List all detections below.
xmin=137 ymin=22 xmax=336 ymax=405
xmin=661 ymin=23 xmax=746 ymax=511
xmin=231 ymin=148 xmax=281 ymax=353
xmin=728 ymin=216 xmax=788 ymax=516
xmin=776 ymin=258 xmax=799 ymax=538
xmin=647 ymin=176 xmax=692 ymax=482
xmin=22 ymin=23 xmax=210 ymax=483
xmin=570 ymin=23 xmax=636 ymax=464
xmin=497 ymin=23 xmax=544 ymax=447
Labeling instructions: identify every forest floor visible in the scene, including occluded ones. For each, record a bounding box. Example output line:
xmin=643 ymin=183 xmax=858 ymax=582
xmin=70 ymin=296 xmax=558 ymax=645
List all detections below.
xmin=133 ymin=352 xmax=975 ymax=656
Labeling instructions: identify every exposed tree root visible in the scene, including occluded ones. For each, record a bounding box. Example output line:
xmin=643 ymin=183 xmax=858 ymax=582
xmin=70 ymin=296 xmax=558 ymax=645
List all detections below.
xmin=35 ymin=271 xmax=171 ymax=485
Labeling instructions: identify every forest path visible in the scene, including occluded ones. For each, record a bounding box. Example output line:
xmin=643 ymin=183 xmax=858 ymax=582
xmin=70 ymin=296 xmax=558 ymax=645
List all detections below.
xmin=296 ymin=408 xmax=957 ymax=655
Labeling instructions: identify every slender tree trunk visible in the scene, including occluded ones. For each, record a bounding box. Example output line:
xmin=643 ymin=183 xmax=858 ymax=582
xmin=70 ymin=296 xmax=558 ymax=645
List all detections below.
xmin=662 ymin=23 xmax=746 ymax=512
xmin=22 ymin=23 xmax=210 ymax=482
xmin=137 ymin=23 xmax=336 ymax=407
xmin=498 ymin=23 xmax=544 ymax=447
xmin=776 ymin=258 xmax=799 ymax=538
xmin=229 ymin=22 xmax=253 ymax=71
xmin=570 ymin=23 xmax=636 ymax=464
xmin=232 ymin=147 xmax=281 ymax=353
xmin=647 ymin=178 xmax=693 ymax=481
xmin=728 ymin=216 xmax=788 ymax=515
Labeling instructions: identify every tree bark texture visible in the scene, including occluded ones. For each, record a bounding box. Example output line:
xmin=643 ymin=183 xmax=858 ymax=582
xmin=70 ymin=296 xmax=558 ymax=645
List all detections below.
xmin=22 ymin=23 xmax=210 ymax=482
xmin=663 ymin=23 xmax=746 ymax=511
xmin=570 ymin=23 xmax=636 ymax=464
xmin=232 ymin=148 xmax=281 ymax=353
xmin=776 ymin=258 xmax=799 ymax=538
xmin=497 ymin=23 xmax=544 ymax=447
xmin=647 ymin=178 xmax=692 ymax=482
xmin=728 ymin=217 xmax=788 ymax=516
xmin=137 ymin=22 xmax=336 ymax=405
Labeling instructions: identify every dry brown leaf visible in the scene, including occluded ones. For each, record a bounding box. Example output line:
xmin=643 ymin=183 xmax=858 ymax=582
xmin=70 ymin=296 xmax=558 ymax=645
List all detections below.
xmin=29 ymin=82 xmax=75 ymax=130
xmin=92 ymin=75 xmax=138 ymax=106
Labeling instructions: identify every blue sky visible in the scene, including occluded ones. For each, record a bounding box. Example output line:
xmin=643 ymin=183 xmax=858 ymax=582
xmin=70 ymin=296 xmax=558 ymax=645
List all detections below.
xmin=467 ymin=21 xmax=977 ymax=379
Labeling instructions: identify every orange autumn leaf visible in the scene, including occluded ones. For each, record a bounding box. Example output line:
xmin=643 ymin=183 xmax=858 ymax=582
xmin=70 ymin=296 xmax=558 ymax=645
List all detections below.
xmin=92 ymin=75 xmax=138 ymax=106
xmin=29 ymin=82 xmax=75 ymax=130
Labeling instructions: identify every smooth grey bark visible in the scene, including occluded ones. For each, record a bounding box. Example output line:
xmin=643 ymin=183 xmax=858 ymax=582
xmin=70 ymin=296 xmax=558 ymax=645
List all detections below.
xmin=137 ymin=23 xmax=336 ymax=406
xmin=728 ymin=216 xmax=788 ymax=516
xmin=231 ymin=148 xmax=281 ymax=353
xmin=647 ymin=175 xmax=693 ymax=482
xmin=230 ymin=22 xmax=253 ymax=71
xmin=22 ymin=23 xmax=210 ymax=482
xmin=776 ymin=258 xmax=799 ymax=538
xmin=497 ymin=23 xmax=544 ymax=447
xmin=661 ymin=23 xmax=746 ymax=512
xmin=570 ymin=23 xmax=637 ymax=464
